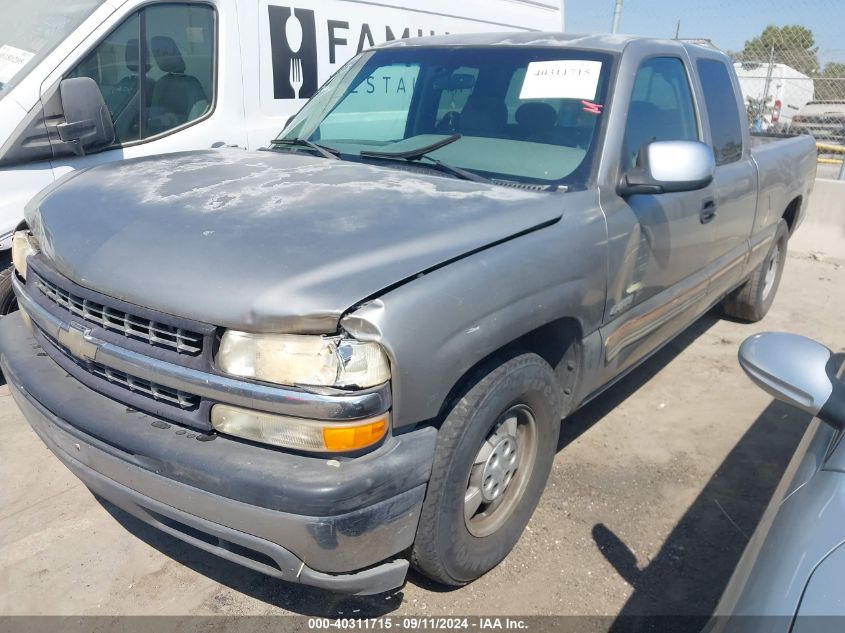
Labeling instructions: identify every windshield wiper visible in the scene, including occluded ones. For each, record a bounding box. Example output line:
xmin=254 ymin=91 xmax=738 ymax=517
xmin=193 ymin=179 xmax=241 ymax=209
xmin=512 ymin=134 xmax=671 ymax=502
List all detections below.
xmin=416 ymin=156 xmax=492 ymax=184
xmin=270 ymin=137 xmax=339 ymax=160
xmin=359 ymin=133 xmax=461 ymax=160
xmin=359 ymin=134 xmax=491 ymax=184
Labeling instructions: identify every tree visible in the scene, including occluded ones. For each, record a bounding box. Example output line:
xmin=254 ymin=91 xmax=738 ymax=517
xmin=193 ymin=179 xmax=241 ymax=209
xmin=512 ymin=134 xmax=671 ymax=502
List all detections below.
xmin=823 ymin=62 xmax=845 ymax=77
xmin=738 ymin=25 xmax=820 ymax=76
xmin=815 ymin=62 xmax=845 ymax=101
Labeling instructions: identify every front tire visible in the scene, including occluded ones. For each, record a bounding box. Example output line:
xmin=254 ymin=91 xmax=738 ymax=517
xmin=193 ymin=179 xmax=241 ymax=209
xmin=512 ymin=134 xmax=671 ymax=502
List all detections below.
xmin=0 ymin=263 xmax=17 ymax=315
xmin=722 ymin=220 xmax=789 ymax=322
xmin=411 ymin=352 xmax=562 ymax=586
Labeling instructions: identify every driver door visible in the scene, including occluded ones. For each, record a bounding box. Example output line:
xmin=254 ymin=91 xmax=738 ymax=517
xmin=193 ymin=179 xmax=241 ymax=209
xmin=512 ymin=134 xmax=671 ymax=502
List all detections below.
xmin=601 ymin=56 xmax=716 ymax=377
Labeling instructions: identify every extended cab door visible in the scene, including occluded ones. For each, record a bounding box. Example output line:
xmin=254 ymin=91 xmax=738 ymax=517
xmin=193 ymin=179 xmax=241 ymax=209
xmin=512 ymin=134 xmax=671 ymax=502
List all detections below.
xmin=44 ymin=0 xmax=247 ymax=178
xmin=597 ymin=50 xmax=716 ymax=380
xmin=693 ymin=56 xmax=759 ymax=298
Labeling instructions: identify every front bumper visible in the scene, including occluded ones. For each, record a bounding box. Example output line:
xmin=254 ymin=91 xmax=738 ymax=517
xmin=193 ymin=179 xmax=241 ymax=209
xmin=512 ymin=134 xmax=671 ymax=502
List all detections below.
xmin=0 ymin=313 xmax=436 ymax=594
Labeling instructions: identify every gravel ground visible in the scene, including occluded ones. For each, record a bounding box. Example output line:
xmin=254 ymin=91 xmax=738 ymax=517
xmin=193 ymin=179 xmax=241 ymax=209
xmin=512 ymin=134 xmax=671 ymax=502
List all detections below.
xmin=1 ymin=250 xmax=843 ymax=622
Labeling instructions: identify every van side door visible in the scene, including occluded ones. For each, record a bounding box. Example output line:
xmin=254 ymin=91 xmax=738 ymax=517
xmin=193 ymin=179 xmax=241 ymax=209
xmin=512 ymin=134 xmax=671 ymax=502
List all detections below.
xmin=694 ymin=56 xmax=758 ymax=298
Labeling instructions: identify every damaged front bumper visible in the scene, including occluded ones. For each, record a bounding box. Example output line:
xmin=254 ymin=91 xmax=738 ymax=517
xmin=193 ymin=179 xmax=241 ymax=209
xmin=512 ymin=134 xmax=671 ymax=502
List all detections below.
xmin=0 ymin=314 xmax=436 ymax=594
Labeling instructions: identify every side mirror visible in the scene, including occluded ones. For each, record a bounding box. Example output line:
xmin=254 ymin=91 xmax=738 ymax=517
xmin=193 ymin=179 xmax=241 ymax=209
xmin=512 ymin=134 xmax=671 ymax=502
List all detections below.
xmin=738 ymin=332 xmax=845 ymax=430
xmin=56 ymin=77 xmax=115 ymax=156
xmin=618 ymin=140 xmax=715 ymax=196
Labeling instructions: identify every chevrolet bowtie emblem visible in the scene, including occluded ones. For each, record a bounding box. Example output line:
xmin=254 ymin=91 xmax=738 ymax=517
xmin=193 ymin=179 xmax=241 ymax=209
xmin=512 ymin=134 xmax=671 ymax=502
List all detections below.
xmin=57 ymin=322 xmax=100 ymax=361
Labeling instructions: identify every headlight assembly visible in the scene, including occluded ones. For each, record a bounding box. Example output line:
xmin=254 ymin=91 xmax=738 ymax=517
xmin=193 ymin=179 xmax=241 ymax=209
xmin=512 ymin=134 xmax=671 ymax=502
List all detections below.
xmin=11 ymin=230 xmax=39 ymax=280
xmin=216 ymin=330 xmax=390 ymax=389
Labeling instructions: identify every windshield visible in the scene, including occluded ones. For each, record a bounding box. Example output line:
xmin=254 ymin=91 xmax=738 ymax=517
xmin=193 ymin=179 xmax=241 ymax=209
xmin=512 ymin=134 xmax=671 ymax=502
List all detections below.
xmin=279 ymin=46 xmax=615 ymax=188
xmin=0 ymin=0 xmax=105 ymax=101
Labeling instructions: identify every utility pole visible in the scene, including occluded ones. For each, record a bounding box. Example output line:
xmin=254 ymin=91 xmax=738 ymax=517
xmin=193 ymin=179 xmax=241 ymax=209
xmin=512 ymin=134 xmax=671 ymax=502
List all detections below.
xmin=560 ymin=0 xmax=566 ymax=31
xmin=611 ymin=0 xmax=624 ymax=34
xmin=760 ymin=45 xmax=776 ymax=127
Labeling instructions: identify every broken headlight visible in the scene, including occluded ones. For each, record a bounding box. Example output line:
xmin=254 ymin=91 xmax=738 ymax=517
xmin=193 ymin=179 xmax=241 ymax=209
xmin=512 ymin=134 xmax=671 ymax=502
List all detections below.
xmin=216 ymin=330 xmax=390 ymax=389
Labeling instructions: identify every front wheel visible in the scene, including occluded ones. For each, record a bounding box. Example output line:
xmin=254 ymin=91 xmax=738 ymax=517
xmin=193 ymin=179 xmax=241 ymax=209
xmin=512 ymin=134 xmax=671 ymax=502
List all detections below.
xmin=0 ymin=262 xmax=17 ymax=315
xmin=410 ymin=352 xmax=562 ymax=586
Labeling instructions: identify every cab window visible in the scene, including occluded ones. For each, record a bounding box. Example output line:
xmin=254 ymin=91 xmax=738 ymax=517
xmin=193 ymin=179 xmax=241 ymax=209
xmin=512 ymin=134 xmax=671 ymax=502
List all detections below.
xmin=624 ymin=57 xmax=699 ymax=169
xmin=69 ymin=3 xmax=215 ymax=145
xmin=696 ymin=59 xmax=744 ymax=165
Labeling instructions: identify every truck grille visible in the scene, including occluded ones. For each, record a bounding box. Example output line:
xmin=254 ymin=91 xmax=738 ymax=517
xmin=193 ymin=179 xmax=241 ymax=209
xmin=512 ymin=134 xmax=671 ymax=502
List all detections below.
xmin=90 ymin=361 xmax=200 ymax=410
xmin=35 ymin=276 xmax=203 ymax=356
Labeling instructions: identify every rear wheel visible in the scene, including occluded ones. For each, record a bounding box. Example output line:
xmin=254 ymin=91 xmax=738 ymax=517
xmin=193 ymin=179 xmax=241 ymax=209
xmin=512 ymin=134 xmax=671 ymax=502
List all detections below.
xmin=722 ymin=220 xmax=789 ymax=322
xmin=411 ymin=352 xmax=562 ymax=586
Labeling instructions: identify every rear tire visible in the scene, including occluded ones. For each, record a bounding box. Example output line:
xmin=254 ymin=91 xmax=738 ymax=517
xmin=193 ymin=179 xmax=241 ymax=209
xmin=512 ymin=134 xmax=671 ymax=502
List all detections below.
xmin=410 ymin=352 xmax=562 ymax=586
xmin=722 ymin=220 xmax=788 ymax=322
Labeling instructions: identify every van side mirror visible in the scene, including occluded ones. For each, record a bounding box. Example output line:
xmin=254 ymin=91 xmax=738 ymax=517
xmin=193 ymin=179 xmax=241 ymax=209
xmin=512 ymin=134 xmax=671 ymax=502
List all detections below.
xmin=738 ymin=332 xmax=845 ymax=430
xmin=56 ymin=77 xmax=115 ymax=156
xmin=618 ymin=140 xmax=715 ymax=196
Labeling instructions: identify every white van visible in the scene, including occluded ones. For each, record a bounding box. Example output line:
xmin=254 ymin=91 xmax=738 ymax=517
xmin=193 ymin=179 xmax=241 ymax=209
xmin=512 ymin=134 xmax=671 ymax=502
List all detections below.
xmin=733 ymin=61 xmax=815 ymax=131
xmin=0 ymin=0 xmax=560 ymax=311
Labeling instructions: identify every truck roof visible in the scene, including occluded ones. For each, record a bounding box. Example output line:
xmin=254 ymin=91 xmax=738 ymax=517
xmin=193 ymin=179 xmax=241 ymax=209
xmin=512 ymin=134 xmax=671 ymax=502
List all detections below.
xmin=376 ymin=31 xmax=718 ymax=56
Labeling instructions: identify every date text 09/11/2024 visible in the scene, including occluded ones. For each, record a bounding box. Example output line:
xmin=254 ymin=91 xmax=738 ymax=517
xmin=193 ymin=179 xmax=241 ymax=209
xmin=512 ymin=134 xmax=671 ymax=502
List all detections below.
xmin=306 ymin=617 xmax=530 ymax=630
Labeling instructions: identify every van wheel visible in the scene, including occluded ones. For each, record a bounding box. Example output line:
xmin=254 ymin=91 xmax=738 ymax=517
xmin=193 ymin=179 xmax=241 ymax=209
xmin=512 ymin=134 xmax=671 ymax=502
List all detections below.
xmin=0 ymin=264 xmax=16 ymax=315
xmin=410 ymin=352 xmax=562 ymax=586
xmin=722 ymin=220 xmax=788 ymax=322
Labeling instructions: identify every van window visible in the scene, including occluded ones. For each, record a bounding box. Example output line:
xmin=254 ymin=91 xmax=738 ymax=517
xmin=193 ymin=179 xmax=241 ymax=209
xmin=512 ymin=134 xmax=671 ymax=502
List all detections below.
xmin=70 ymin=14 xmax=143 ymax=143
xmin=624 ymin=57 xmax=699 ymax=169
xmin=697 ymin=59 xmax=744 ymax=165
xmin=69 ymin=3 xmax=215 ymax=145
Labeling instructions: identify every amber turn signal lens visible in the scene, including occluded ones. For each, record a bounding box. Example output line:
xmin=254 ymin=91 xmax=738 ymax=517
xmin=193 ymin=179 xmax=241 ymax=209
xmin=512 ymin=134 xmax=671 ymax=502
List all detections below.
xmin=211 ymin=403 xmax=389 ymax=452
xmin=323 ymin=417 xmax=388 ymax=451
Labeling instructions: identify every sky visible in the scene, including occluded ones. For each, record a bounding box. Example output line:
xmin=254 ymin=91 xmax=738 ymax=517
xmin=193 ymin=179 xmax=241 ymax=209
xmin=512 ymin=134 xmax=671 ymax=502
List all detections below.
xmin=563 ymin=0 xmax=843 ymax=65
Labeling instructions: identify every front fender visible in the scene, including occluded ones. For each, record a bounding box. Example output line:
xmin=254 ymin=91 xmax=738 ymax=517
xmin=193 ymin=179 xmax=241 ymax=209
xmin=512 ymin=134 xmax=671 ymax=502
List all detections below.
xmin=342 ymin=191 xmax=608 ymax=429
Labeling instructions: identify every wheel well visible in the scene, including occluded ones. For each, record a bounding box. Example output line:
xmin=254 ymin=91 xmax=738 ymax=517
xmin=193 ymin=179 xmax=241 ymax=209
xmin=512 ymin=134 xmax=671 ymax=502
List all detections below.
xmin=782 ymin=197 xmax=801 ymax=235
xmin=434 ymin=317 xmax=582 ymax=426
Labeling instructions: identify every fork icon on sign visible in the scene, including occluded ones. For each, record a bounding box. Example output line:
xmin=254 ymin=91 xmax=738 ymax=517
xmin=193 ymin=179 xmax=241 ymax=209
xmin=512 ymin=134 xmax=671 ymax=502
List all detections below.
xmin=286 ymin=11 xmax=304 ymax=99
xmin=289 ymin=58 xmax=303 ymax=100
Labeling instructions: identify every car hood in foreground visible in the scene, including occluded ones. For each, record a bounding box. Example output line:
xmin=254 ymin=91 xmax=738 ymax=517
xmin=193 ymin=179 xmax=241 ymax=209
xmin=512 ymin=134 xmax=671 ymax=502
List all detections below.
xmin=28 ymin=149 xmax=563 ymax=333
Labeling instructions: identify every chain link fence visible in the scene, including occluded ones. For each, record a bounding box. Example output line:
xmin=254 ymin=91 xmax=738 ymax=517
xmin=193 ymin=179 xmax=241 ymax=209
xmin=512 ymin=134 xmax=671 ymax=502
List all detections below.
xmin=570 ymin=0 xmax=845 ymax=171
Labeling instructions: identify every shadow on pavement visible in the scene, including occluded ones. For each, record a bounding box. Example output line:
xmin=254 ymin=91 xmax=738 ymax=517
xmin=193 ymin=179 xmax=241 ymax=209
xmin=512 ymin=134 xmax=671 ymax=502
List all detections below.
xmin=98 ymin=498 xmax=405 ymax=617
xmin=595 ymin=398 xmax=811 ymax=630
xmin=559 ymin=310 xmax=721 ymax=451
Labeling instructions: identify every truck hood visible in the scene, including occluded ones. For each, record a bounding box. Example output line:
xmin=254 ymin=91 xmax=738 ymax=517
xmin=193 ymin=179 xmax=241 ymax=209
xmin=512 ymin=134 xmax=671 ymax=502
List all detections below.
xmin=28 ymin=149 xmax=562 ymax=333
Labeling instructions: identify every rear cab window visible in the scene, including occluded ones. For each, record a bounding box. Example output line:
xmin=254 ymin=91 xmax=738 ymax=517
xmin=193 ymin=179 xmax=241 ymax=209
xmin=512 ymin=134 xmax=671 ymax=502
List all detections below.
xmin=696 ymin=58 xmax=744 ymax=165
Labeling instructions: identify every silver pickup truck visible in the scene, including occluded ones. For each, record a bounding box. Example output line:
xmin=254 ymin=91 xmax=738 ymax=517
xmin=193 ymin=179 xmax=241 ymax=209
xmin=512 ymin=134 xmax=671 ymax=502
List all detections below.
xmin=0 ymin=33 xmax=817 ymax=595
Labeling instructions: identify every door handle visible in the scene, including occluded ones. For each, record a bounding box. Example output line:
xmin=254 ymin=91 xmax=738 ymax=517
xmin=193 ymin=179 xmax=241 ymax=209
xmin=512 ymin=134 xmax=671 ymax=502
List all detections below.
xmin=700 ymin=199 xmax=717 ymax=224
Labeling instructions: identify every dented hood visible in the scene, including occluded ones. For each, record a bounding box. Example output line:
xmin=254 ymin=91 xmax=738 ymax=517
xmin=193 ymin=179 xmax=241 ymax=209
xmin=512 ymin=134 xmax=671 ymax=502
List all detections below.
xmin=28 ymin=149 xmax=563 ymax=333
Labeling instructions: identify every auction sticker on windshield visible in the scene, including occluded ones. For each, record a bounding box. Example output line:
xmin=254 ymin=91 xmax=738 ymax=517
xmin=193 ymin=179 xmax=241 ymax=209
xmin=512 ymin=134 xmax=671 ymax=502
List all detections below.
xmin=0 ymin=45 xmax=35 ymax=84
xmin=519 ymin=60 xmax=602 ymax=100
